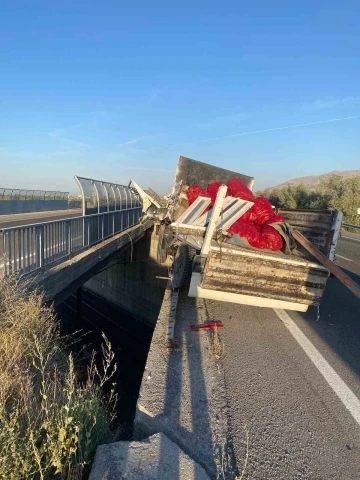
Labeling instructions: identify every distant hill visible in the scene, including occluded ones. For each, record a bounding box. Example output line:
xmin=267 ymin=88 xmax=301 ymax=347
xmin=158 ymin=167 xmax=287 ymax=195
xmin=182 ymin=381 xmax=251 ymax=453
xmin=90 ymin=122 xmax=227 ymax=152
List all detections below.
xmin=266 ymin=169 xmax=360 ymax=192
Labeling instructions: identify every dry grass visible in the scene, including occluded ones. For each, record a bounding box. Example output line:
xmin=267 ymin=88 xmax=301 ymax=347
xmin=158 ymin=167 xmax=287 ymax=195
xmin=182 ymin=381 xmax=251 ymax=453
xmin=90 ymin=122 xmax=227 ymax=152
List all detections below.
xmin=235 ymin=426 xmax=249 ymax=480
xmin=216 ymin=426 xmax=249 ymax=480
xmin=0 ymin=277 xmax=118 ymax=480
xmin=208 ymin=326 xmax=225 ymax=359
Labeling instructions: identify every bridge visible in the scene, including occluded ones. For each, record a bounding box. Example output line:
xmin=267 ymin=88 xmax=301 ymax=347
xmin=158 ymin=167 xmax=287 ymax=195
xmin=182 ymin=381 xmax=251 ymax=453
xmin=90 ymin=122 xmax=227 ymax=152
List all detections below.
xmin=1 ymin=174 xmax=360 ymax=479
xmin=0 ymin=176 xmax=152 ymax=302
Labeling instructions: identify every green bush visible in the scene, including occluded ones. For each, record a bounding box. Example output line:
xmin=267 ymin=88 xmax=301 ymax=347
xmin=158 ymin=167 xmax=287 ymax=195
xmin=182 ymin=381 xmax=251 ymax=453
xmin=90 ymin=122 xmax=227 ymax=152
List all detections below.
xmin=0 ymin=278 xmax=117 ymax=480
xmin=260 ymin=175 xmax=360 ymax=226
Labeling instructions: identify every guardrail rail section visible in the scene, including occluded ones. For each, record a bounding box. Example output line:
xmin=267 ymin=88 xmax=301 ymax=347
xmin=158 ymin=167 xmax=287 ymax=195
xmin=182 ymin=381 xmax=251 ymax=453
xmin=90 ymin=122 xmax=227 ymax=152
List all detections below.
xmin=343 ymin=223 xmax=360 ymax=231
xmin=0 ymin=188 xmax=70 ymax=215
xmin=2 ymin=181 xmax=142 ymax=276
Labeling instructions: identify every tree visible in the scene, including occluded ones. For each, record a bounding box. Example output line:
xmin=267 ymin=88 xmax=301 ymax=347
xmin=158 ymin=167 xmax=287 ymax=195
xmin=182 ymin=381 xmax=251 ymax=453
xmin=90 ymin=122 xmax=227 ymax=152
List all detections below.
xmin=266 ymin=184 xmax=325 ymax=210
xmin=320 ymin=175 xmax=360 ymax=225
xmin=262 ymin=174 xmax=360 ymax=225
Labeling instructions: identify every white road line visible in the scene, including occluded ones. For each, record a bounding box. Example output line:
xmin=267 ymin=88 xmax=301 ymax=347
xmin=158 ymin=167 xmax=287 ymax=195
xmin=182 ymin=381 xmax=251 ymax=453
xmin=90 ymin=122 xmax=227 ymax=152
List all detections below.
xmin=274 ymin=309 xmax=360 ymax=427
xmin=342 ymin=236 xmax=360 ymax=243
xmin=336 ymin=254 xmax=353 ymax=262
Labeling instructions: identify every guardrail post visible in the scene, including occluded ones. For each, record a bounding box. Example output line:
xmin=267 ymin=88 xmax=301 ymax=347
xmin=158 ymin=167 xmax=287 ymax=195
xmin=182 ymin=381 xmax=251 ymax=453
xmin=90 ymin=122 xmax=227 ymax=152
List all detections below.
xmin=35 ymin=225 xmax=44 ymax=269
xmin=87 ymin=217 xmax=90 ymax=246
xmin=4 ymin=232 xmax=11 ymax=275
xmin=67 ymin=221 xmax=72 ymax=255
xmin=101 ymin=214 xmax=104 ymax=240
xmin=82 ymin=217 xmax=85 ymax=247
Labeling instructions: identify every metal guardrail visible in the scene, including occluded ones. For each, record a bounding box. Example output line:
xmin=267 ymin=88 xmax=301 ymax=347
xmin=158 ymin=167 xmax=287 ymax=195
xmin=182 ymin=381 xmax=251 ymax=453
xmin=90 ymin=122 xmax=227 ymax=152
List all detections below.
xmin=74 ymin=176 xmax=140 ymax=216
xmin=0 ymin=188 xmax=69 ymax=201
xmin=1 ymin=206 xmax=142 ymax=277
xmin=343 ymin=223 xmax=360 ymax=231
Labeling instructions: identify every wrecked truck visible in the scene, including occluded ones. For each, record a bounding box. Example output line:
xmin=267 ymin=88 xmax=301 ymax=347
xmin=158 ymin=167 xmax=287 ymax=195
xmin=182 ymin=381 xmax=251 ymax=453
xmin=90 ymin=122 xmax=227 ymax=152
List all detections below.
xmin=132 ymin=156 xmax=343 ymax=313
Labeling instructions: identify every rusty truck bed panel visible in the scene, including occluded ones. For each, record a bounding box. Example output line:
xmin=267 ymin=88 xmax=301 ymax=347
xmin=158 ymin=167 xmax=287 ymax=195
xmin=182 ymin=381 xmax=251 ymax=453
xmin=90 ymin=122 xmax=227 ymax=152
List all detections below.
xmin=202 ymin=248 xmax=329 ymax=306
xmin=281 ymin=209 xmax=336 ymax=256
xmin=210 ymin=241 xmax=327 ymax=267
xmin=175 ymin=156 xmax=254 ymax=190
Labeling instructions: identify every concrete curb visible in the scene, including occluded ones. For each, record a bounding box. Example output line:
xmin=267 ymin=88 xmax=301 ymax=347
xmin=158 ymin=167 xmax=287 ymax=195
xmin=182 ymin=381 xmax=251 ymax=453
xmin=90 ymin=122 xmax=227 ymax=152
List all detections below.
xmin=89 ymin=432 xmax=211 ymax=480
xmin=134 ymin=285 xmax=231 ymax=479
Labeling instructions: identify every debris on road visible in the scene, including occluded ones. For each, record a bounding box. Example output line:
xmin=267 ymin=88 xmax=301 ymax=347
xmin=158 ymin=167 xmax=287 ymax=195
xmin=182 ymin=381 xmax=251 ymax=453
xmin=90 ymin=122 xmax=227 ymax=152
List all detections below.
xmin=191 ymin=321 xmax=224 ymax=331
xmin=132 ymin=156 xmax=344 ymax=312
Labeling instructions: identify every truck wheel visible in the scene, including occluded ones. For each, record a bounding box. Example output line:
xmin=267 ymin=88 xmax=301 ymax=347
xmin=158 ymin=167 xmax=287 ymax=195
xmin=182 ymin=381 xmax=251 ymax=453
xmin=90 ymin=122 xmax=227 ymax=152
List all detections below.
xmin=171 ymin=244 xmax=196 ymax=290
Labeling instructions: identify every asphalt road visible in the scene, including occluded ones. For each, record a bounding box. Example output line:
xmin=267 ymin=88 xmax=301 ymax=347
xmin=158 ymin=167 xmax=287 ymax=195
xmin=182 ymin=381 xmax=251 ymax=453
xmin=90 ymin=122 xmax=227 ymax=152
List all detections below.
xmin=0 ymin=208 xmax=82 ymax=229
xmin=205 ymin=234 xmax=360 ymax=479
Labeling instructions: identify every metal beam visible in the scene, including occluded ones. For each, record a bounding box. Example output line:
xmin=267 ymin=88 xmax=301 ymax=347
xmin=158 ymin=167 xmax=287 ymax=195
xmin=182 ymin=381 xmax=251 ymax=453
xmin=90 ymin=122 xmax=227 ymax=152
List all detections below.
xmin=201 ymin=185 xmax=228 ymax=257
xmin=293 ymin=230 xmax=360 ymax=299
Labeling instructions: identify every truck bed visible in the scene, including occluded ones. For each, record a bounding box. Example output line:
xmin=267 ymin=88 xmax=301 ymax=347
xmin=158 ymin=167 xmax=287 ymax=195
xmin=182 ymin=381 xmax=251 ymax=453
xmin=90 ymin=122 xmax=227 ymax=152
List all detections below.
xmin=200 ymin=241 xmax=329 ymax=307
xmin=169 ymin=156 xmax=341 ymax=312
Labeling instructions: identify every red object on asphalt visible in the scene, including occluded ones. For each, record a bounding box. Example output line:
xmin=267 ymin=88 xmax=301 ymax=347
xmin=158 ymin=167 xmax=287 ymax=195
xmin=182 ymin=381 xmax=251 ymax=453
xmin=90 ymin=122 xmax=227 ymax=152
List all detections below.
xmin=191 ymin=321 xmax=224 ymax=331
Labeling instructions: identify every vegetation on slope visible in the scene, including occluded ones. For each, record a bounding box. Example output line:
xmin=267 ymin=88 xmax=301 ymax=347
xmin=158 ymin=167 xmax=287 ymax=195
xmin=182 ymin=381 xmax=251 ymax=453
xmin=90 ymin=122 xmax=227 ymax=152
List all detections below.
xmin=259 ymin=174 xmax=360 ymax=226
xmin=0 ymin=278 xmax=117 ymax=480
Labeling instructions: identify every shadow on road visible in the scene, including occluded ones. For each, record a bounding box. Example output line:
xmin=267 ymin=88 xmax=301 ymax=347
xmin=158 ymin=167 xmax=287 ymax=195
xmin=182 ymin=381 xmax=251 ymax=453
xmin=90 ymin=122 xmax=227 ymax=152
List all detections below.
xmin=156 ymin=293 xmax=217 ymax=479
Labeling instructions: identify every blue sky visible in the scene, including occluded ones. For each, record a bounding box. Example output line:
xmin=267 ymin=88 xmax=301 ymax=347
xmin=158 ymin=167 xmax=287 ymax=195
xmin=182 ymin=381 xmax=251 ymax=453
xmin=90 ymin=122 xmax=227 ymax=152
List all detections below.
xmin=1 ymin=1 xmax=359 ymax=194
